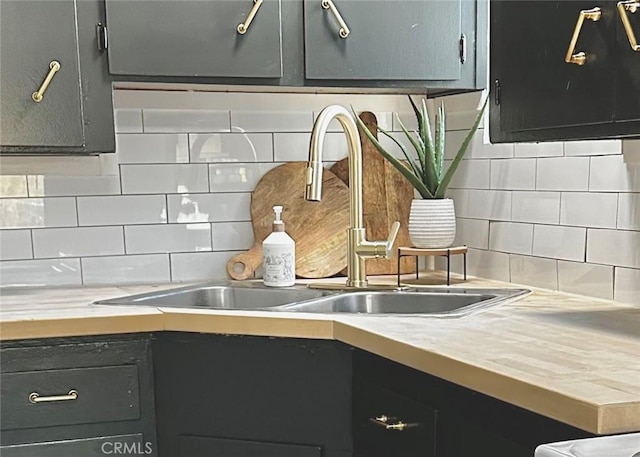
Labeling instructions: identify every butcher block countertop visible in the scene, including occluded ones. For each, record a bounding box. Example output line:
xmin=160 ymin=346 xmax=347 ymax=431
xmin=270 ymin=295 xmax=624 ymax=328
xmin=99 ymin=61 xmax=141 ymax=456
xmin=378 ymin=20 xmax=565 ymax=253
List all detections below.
xmin=1 ymin=274 xmax=639 ymax=435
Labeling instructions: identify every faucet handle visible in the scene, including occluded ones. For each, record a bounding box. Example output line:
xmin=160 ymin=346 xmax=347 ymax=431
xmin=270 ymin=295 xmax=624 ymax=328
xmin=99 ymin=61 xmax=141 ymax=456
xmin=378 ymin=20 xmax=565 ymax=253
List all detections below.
xmin=384 ymin=221 xmax=401 ymax=258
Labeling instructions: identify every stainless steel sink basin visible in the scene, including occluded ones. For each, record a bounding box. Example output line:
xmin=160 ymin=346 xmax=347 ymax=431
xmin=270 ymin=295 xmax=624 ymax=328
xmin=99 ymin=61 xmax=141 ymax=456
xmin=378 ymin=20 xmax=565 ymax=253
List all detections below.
xmin=273 ymin=288 xmax=530 ymax=316
xmin=94 ymin=282 xmax=333 ymax=310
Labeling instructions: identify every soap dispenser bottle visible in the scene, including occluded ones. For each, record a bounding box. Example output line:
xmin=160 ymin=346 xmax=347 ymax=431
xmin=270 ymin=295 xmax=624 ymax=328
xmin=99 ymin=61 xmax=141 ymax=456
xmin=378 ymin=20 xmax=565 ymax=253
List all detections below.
xmin=262 ymin=206 xmax=295 ymax=287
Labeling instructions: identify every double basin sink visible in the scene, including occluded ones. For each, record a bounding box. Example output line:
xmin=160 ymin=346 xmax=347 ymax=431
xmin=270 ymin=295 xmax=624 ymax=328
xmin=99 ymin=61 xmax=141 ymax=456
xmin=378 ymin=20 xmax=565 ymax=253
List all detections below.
xmin=95 ymin=282 xmax=530 ymax=317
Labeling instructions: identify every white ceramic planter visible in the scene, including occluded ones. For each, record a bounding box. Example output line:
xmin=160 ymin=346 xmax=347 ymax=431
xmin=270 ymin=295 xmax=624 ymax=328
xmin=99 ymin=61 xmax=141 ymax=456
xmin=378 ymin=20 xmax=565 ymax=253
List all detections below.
xmin=408 ymin=198 xmax=456 ymax=248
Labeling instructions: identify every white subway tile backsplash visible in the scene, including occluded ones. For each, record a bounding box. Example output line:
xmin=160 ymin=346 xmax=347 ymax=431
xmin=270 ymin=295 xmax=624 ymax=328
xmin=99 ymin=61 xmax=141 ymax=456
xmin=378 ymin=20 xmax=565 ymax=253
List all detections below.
xmin=537 ymin=157 xmax=590 ymax=191
xmin=589 ymin=155 xmax=640 ymax=192
xmin=0 ymin=230 xmax=32 ymax=260
xmin=560 ymin=192 xmax=618 ymax=229
xmin=77 ymin=195 xmax=167 ymax=226
xmin=0 ymin=176 xmax=28 ymax=198
xmin=510 ymin=255 xmax=558 ymax=290
xmin=392 ymin=111 xmax=419 ymax=132
xmin=143 ymin=109 xmax=230 ymax=133
xmin=167 ymin=193 xmax=250 ymax=223
xmin=120 ymin=164 xmax=209 ymax=194
xmin=444 ymin=109 xmax=484 ymax=132
xmin=533 ymin=225 xmax=586 ymax=262
xmin=0 ymin=198 xmax=77 ymax=229
xmin=231 ymin=111 xmax=312 ymax=132
xmin=490 ymin=159 xmax=536 ymax=190
xmin=448 ymin=189 xmax=512 ymax=220
xmin=208 ymin=163 xmax=279 ymax=193
xmin=557 ymin=261 xmax=613 ymax=300
xmin=170 ymin=251 xmax=236 ymax=282
xmin=82 ymin=254 xmax=170 ymax=285
xmin=614 ymin=267 xmax=640 ymax=305
xmin=0 ymin=258 xmax=81 ymax=287
xmin=466 ymin=249 xmax=510 ymax=282
xmin=453 ymin=218 xmax=489 ymax=249
xmin=323 ymin=111 xmax=393 ymax=132
xmin=514 ymin=142 xmax=563 ymax=158
xmin=125 ymin=224 xmax=211 ymax=254
xmin=564 ymin=140 xmax=621 ymax=156
xmin=211 ymin=222 xmax=254 ymax=251
xmin=116 ymin=134 xmax=189 ymax=164
xmin=511 ymin=191 xmax=560 ymax=224
xmin=33 ymin=227 xmax=124 ymax=259
xmin=190 ymin=133 xmax=273 ymax=163
xmin=114 ymin=109 xmax=143 ymax=133
xmin=618 ymin=193 xmax=640 ymax=230
xmin=448 ymin=160 xmax=490 ymax=189
xmin=587 ymin=229 xmax=640 ymax=268
xmin=273 ymin=133 xmax=312 ymax=161
xmin=27 ymin=176 xmax=121 ymax=197
xmin=489 ymin=222 xmax=533 ymax=255
xmin=445 ymin=130 xmax=514 ymax=160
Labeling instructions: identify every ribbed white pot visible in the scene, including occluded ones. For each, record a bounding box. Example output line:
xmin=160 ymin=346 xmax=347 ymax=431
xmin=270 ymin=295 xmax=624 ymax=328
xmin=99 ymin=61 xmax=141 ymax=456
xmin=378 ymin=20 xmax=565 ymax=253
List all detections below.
xmin=408 ymin=198 xmax=456 ymax=248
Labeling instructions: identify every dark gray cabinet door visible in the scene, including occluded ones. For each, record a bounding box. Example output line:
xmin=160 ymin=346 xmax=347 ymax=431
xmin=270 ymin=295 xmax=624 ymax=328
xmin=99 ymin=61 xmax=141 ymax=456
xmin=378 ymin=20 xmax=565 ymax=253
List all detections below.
xmin=179 ymin=435 xmax=321 ymax=457
xmin=0 ymin=434 xmax=145 ymax=457
xmin=615 ymin=2 xmax=640 ymax=122
xmin=0 ymin=0 xmax=84 ymax=148
xmin=303 ymin=0 xmax=462 ymax=80
xmin=106 ymin=0 xmax=283 ymax=78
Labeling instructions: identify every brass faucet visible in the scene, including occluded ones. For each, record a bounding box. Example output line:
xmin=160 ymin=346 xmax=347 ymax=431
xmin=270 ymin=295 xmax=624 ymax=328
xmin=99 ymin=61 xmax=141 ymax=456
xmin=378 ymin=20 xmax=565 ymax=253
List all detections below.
xmin=306 ymin=105 xmax=400 ymax=288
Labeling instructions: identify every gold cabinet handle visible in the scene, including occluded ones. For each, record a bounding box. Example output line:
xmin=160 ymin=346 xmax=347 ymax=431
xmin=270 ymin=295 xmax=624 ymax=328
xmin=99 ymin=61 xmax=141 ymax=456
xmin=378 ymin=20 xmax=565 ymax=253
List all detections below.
xmin=29 ymin=389 xmax=78 ymax=404
xmin=369 ymin=415 xmax=420 ymax=431
xmin=618 ymin=1 xmax=640 ymax=51
xmin=32 ymin=60 xmax=61 ymax=103
xmin=321 ymin=0 xmax=350 ymax=39
xmin=565 ymin=7 xmax=602 ymax=65
xmin=237 ymin=0 xmax=264 ymax=35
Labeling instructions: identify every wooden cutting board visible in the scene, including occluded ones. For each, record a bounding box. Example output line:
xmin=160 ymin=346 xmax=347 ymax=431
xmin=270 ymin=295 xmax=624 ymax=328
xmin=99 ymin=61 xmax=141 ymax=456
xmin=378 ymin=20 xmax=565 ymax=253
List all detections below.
xmin=226 ymin=162 xmax=350 ymax=280
xmin=330 ymin=111 xmax=415 ymax=275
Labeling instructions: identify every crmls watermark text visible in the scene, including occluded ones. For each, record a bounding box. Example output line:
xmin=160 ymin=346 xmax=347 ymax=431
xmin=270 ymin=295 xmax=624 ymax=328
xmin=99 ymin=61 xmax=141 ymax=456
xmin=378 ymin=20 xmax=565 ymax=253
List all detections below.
xmin=101 ymin=441 xmax=153 ymax=455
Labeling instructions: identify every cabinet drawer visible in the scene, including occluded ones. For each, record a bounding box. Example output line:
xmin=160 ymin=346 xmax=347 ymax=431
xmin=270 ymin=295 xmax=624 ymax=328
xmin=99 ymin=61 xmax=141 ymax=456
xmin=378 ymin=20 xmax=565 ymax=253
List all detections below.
xmin=0 ymin=433 xmax=144 ymax=457
xmin=353 ymin=381 xmax=437 ymax=457
xmin=1 ymin=365 xmax=140 ymax=431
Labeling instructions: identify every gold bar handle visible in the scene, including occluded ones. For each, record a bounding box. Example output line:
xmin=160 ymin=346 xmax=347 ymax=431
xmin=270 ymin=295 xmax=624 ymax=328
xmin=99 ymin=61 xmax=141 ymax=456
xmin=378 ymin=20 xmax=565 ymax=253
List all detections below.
xmin=29 ymin=389 xmax=78 ymax=404
xmin=321 ymin=0 xmax=350 ymax=39
xmin=618 ymin=1 xmax=640 ymax=51
xmin=237 ymin=0 xmax=264 ymax=35
xmin=32 ymin=60 xmax=61 ymax=103
xmin=369 ymin=415 xmax=420 ymax=431
xmin=565 ymin=7 xmax=602 ymax=65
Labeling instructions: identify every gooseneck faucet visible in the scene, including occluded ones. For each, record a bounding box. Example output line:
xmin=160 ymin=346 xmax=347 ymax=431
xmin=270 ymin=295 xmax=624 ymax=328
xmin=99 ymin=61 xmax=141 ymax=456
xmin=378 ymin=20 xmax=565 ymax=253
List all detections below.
xmin=306 ymin=105 xmax=400 ymax=288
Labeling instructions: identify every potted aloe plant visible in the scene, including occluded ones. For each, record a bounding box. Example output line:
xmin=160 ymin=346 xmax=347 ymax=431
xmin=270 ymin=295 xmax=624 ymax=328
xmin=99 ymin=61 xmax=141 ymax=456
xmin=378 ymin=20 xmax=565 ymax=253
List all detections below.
xmin=355 ymin=95 xmax=488 ymax=248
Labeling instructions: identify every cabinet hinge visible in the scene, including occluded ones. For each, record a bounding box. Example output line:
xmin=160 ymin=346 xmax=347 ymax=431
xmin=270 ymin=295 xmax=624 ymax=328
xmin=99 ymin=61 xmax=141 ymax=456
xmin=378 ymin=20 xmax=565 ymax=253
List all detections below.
xmin=96 ymin=23 xmax=108 ymax=53
xmin=493 ymin=79 xmax=501 ymax=106
xmin=459 ymin=34 xmax=467 ymax=64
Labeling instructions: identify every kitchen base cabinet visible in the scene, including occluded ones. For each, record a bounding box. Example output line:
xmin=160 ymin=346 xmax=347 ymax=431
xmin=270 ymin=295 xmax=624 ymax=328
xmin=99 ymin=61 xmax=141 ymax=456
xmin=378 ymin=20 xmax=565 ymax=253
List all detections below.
xmin=152 ymin=333 xmax=353 ymax=457
xmin=179 ymin=435 xmax=322 ymax=457
xmin=0 ymin=334 xmax=156 ymax=455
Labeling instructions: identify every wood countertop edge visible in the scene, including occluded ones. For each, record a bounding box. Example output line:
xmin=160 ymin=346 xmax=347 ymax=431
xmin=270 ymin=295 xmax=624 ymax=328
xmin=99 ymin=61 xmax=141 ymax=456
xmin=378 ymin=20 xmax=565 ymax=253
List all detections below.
xmin=0 ymin=314 xmax=165 ymax=341
xmin=333 ymin=321 xmax=607 ymax=434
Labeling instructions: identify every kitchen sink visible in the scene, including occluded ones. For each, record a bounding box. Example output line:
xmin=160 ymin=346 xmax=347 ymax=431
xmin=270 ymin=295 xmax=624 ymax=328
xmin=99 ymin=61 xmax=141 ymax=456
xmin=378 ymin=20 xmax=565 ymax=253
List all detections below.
xmin=94 ymin=282 xmax=333 ymax=310
xmin=272 ymin=288 xmax=530 ymax=316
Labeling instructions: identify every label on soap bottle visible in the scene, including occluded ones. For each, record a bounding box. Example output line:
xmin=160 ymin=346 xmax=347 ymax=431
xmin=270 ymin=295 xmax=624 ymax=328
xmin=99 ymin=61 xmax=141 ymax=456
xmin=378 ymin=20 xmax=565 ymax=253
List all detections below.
xmin=263 ymin=246 xmax=295 ymax=287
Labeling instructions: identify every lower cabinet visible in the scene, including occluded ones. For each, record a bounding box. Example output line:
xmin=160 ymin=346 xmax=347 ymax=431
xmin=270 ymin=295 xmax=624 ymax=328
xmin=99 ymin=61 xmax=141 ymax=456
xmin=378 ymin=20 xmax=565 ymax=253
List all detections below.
xmin=0 ymin=334 xmax=156 ymax=455
xmin=152 ymin=333 xmax=353 ymax=457
xmin=179 ymin=435 xmax=321 ymax=457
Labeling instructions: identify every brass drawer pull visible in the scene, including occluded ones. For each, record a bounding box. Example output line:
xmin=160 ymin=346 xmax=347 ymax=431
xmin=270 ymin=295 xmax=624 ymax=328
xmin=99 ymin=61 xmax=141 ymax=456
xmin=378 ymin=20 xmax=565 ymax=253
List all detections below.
xmin=32 ymin=60 xmax=61 ymax=103
xmin=237 ymin=0 xmax=264 ymax=35
xmin=370 ymin=414 xmax=419 ymax=431
xmin=565 ymin=7 xmax=602 ymax=65
xmin=29 ymin=389 xmax=78 ymax=404
xmin=618 ymin=1 xmax=640 ymax=51
xmin=321 ymin=0 xmax=350 ymax=39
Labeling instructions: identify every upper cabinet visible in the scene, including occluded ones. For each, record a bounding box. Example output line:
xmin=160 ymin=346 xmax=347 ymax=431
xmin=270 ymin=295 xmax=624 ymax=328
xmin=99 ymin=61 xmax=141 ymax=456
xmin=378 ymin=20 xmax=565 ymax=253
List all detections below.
xmin=490 ymin=0 xmax=640 ymax=143
xmin=0 ymin=0 xmax=114 ymax=153
xmin=303 ymin=0 xmax=463 ymax=81
xmin=105 ymin=0 xmax=487 ymax=91
xmin=105 ymin=0 xmax=283 ymax=78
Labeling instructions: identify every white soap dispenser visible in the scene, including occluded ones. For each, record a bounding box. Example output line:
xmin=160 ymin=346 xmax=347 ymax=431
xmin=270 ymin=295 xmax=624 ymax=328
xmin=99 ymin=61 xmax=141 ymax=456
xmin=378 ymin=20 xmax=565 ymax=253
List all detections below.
xmin=262 ymin=205 xmax=296 ymax=287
